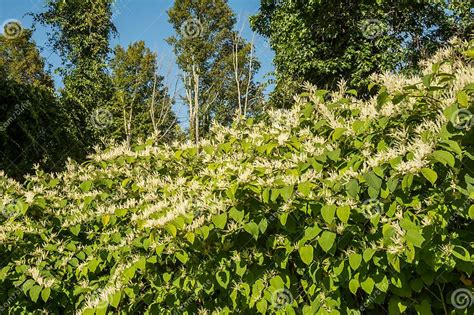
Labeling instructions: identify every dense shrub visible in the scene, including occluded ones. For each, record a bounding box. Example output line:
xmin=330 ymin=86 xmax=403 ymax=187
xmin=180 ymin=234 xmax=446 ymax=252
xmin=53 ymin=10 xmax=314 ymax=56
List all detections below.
xmin=0 ymin=78 xmax=81 ymax=179
xmin=0 ymin=41 xmax=473 ymax=314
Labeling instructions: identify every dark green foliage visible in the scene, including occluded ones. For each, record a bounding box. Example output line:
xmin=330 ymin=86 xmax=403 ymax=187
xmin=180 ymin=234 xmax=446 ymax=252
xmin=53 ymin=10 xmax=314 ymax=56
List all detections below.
xmin=251 ymin=0 xmax=473 ymax=105
xmin=0 ymin=31 xmax=79 ymax=178
xmin=0 ymin=76 xmax=78 ymax=179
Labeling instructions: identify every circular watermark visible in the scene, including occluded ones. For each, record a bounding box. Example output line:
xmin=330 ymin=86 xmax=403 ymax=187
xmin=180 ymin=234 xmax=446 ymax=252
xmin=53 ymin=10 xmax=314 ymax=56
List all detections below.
xmin=1 ymin=199 xmax=19 ymax=219
xmin=271 ymin=288 xmax=293 ymax=310
xmin=89 ymin=108 xmax=113 ymax=130
xmin=2 ymin=19 xmax=23 ymax=39
xmin=451 ymin=109 xmax=473 ymax=130
xmin=451 ymin=288 xmax=474 ymax=310
xmin=180 ymin=18 xmax=203 ymax=39
xmin=362 ymin=198 xmax=383 ymax=219
xmin=360 ymin=19 xmax=386 ymax=39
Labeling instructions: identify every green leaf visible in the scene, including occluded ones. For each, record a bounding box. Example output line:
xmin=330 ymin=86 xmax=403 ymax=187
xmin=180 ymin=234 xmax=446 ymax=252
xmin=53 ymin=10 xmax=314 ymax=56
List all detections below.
xmin=432 ymin=150 xmax=455 ymax=168
xmin=29 ymin=285 xmax=42 ymax=303
xmin=165 ymin=224 xmax=177 ymax=237
xmin=270 ymin=276 xmax=285 ymax=290
xmin=79 ymin=180 xmax=93 ymax=192
xmin=376 ymin=275 xmax=390 ymax=292
xmin=363 ymin=171 xmax=382 ymax=192
xmin=225 ymin=183 xmax=238 ymax=200
xmin=405 ymin=230 xmax=425 ymax=248
xmin=361 ymin=277 xmax=375 ymax=294
xmin=363 ymin=248 xmax=376 ymax=262
xmin=452 ymin=245 xmax=471 ymax=261
xmin=349 ymin=279 xmax=359 ymax=294
xmin=256 ymin=299 xmax=268 ymax=313
xmin=336 ymin=205 xmax=350 ymax=223
xmin=123 ymin=266 xmax=136 ymax=280
xmin=22 ymin=279 xmax=35 ymax=295
xmin=229 ymin=207 xmax=244 ymax=222
xmin=352 ymin=120 xmax=366 ymax=134
xmin=299 ymin=245 xmax=314 ymax=266
xmin=258 ymin=218 xmax=268 ymax=234
xmin=349 ymin=253 xmax=362 ymax=270
xmin=212 ymin=213 xmax=227 ymax=229
xmin=176 ymin=251 xmax=189 ymax=264
xmin=422 ymin=74 xmax=433 ymax=87
xmin=298 ymin=181 xmax=312 ymax=197
xmin=135 ymin=256 xmax=146 ymax=271
xmin=185 ymin=232 xmax=195 ymax=244
xmin=280 ymin=185 xmax=294 ymax=201
xmin=70 ymin=224 xmax=80 ymax=236
xmin=389 ymin=296 xmax=407 ymax=314
xmin=421 ymin=168 xmax=437 ymax=185
xmin=318 ymin=231 xmax=336 ymax=252
xmin=321 ymin=204 xmax=336 ymax=224
xmin=415 ymin=299 xmax=432 ymax=315
xmin=303 ymin=225 xmax=322 ymax=242
xmin=216 ymin=270 xmax=230 ymax=289
xmin=244 ymin=222 xmax=259 ymax=240
xmin=332 ymin=128 xmax=346 ymax=141
xmin=41 ymin=287 xmax=51 ymax=302
xmin=410 ymin=278 xmax=424 ymax=292
xmin=377 ymin=91 xmax=390 ymax=106
xmin=109 ymin=291 xmax=122 ymax=308
xmin=346 ymin=179 xmax=359 ymax=198
xmin=469 ymin=205 xmax=474 ymax=220
xmin=457 ymin=90 xmax=469 ymax=107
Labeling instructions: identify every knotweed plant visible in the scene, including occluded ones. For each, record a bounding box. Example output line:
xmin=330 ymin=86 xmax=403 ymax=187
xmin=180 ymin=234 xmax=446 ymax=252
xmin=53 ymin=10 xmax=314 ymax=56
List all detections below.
xmin=0 ymin=40 xmax=473 ymax=314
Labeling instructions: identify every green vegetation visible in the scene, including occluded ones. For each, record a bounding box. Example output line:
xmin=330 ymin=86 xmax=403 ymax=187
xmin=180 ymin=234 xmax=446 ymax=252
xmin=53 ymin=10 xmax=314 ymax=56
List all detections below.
xmin=1 ymin=0 xmax=473 ymax=313
xmin=0 ymin=30 xmax=80 ymax=178
xmin=168 ymin=0 xmax=263 ymax=142
xmin=33 ymin=0 xmax=116 ymax=148
xmin=251 ymin=0 xmax=473 ymax=104
xmin=0 ymin=40 xmax=472 ymax=314
xmin=109 ymin=41 xmax=179 ymax=146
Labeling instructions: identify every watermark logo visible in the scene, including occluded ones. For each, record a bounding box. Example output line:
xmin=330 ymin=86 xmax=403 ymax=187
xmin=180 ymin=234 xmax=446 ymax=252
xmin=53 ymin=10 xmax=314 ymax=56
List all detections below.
xmin=0 ymin=289 xmax=21 ymax=312
xmin=1 ymin=199 xmax=18 ymax=219
xmin=2 ymin=19 xmax=23 ymax=39
xmin=0 ymin=102 xmax=30 ymax=132
xmin=89 ymin=108 xmax=113 ymax=130
xmin=360 ymin=19 xmax=386 ymax=39
xmin=451 ymin=109 xmax=473 ymax=130
xmin=451 ymin=288 xmax=474 ymax=310
xmin=180 ymin=18 xmax=203 ymax=39
xmin=360 ymin=289 xmax=382 ymax=312
xmin=271 ymin=288 xmax=293 ymax=310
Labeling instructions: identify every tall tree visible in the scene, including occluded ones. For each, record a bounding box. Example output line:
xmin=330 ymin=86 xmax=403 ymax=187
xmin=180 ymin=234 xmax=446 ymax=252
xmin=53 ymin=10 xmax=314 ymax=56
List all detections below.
xmin=33 ymin=0 xmax=116 ymax=148
xmin=109 ymin=41 xmax=179 ymax=147
xmin=167 ymin=0 xmax=262 ymax=142
xmin=251 ymin=0 xmax=473 ymax=105
xmin=0 ymin=28 xmax=53 ymax=88
xmin=0 ymin=31 xmax=78 ymax=178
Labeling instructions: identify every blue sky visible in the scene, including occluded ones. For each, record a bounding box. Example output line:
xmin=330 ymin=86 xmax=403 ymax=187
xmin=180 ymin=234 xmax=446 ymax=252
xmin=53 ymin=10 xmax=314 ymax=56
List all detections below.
xmin=0 ymin=0 xmax=275 ymax=124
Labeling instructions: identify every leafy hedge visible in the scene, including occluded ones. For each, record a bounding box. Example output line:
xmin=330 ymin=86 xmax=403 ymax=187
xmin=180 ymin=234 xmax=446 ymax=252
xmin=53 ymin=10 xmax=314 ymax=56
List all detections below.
xmin=0 ymin=41 xmax=473 ymax=314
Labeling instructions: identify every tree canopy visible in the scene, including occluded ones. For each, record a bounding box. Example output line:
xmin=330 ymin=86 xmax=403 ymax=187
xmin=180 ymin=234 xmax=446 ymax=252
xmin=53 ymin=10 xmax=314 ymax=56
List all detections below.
xmin=251 ymin=0 xmax=473 ymax=104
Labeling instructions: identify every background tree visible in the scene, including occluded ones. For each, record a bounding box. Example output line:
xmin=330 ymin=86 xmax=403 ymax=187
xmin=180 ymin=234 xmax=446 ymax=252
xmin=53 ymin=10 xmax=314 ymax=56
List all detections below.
xmin=33 ymin=0 xmax=116 ymax=150
xmin=0 ymin=31 xmax=78 ymax=178
xmin=109 ymin=41 xmax=179 ymax=147
xmin=167 ymin=0 xmax=262 ymax=142
xmin=251 ymin=0 xmax=473 ymax=105
xmin=0 ymin=28 xmax=53 ymax=88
